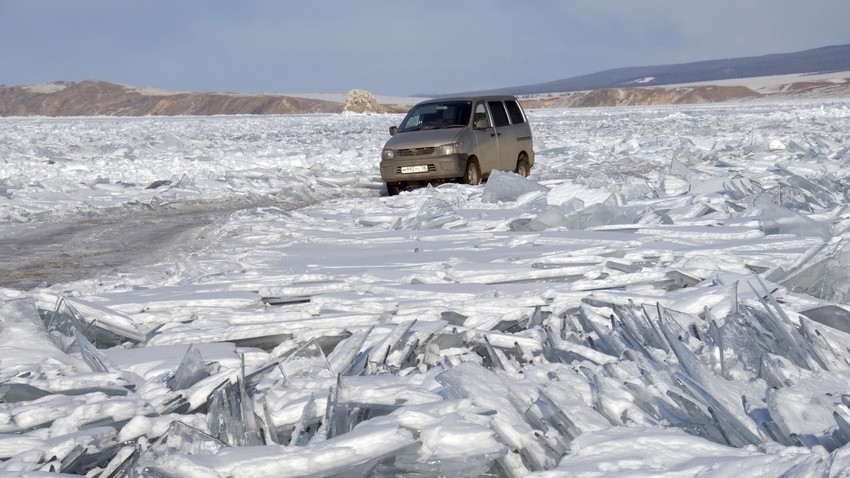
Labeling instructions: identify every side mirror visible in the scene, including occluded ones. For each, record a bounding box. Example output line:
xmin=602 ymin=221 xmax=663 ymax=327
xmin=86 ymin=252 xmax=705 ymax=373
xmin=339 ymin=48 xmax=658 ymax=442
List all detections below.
xmin=389 ymin=126 xmax=398 ymax=136
xmin=475 ymin=119 xmax=488 ymax=130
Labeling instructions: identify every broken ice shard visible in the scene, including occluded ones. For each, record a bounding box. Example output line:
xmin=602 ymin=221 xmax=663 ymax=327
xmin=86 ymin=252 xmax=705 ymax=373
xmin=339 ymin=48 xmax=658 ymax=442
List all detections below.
xmin=207 ymin=378 xmax=264 ymax=446
xmin=775 ymin=238 xmax=850 ymax=305
xmin=324 ymin=379 xmax=396 ymax=440
xmin=800 ymin=305 xmax=850 ymax=334
xmin=482 ymin=169 xmax=549 ymax=203
xmin=365 ymin=320 xmax=416 ymax=374
xmin=167 ymin=344 xmax=212 ymax=391
xmin=129 ymin=421 xmax=227 ymax=477
xmin=206 ymin=355 xmax=264 ymax=447
xmin=74 ymin=328 xmax=113 ymax=373
xmin=405 ymin=197 xmax=461 ymax=229
xmin=755 ymin=205 xmax=831 ymax=239
xmin=326 ymin=326 xmax=372 ymax=375
xmin=523 ymin=388 xmax=582 ymax=443
xmin=43 ymin=295 xmax=140 ymax=350
xmin=289 ymin=392 xmax=318 ymax=446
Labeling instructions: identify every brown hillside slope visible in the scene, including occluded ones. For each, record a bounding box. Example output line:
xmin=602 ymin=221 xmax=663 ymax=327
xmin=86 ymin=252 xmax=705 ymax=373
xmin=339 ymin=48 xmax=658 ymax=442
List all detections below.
xmin=523 ymin=85 xmax=760 ymax=109
xmin=522 ymin=76 xmax=850 ymax=109
xmin=0 ymin=80 xmax=345 ymax=116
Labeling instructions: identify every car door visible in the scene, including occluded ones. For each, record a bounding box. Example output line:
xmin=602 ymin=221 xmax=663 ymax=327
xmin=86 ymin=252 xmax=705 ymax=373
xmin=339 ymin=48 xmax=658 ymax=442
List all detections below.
xmin=472 ymin=101 xmax=499 ymax=174
xmin=504 ymin=99 xmax=533 ymax=166
xmin=487 ymin=100 xmax=516 ymax=171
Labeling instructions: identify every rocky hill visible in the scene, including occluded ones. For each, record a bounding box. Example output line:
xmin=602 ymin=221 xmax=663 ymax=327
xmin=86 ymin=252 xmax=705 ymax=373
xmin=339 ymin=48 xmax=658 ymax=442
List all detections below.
xmin=521 ymin=75 xmax=850 ymax=108
xmin=0 ymin=81 xmax=409 ymax=117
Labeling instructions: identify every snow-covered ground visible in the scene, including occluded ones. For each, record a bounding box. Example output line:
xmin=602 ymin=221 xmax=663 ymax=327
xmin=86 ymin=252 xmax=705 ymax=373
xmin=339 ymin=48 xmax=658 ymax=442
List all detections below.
xmin=2 ymin=99 xmax=850 ymax=476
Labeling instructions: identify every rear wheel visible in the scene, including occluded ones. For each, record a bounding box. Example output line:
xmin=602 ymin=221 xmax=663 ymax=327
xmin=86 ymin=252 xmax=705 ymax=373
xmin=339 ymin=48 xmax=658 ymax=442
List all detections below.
xmin=515 ymin=153 xmax=531 ymax=178
xmin=462 ymin=159 xmax=481 ymax=185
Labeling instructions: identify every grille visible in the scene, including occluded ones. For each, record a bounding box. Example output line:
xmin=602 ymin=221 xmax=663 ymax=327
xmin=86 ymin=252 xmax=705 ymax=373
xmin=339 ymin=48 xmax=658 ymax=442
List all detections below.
xmin=397 ymin=147 xmax=436 ymax=157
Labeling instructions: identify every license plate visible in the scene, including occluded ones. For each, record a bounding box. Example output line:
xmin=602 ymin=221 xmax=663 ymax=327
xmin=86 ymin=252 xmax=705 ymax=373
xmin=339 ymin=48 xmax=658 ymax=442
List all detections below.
xmin=401 ymin=165 xmax=428 ymax=174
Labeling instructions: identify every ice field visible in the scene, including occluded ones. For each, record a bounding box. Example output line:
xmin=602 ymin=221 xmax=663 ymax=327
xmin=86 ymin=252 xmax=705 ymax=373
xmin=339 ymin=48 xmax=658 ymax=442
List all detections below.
xmin=2 ymin=99 xmax=850 ymax=476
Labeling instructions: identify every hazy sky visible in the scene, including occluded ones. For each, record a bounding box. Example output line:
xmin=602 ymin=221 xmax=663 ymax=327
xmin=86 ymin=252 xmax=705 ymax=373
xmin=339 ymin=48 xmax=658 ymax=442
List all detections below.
xmin=3 ymin=1 xmax=849 ymax=96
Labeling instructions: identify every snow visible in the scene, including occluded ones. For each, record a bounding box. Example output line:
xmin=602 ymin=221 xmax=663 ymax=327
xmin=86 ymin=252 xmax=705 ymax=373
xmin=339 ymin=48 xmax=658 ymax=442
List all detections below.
xmin=627 ymin=76 xmax=656 ymax=85
xmin=20 ymin=83 xmax=70 ymax=94
xmin=681 ymin=70 xmax=850 ymax=93
xmin=2 ymin=98 xmax=850 ymax=475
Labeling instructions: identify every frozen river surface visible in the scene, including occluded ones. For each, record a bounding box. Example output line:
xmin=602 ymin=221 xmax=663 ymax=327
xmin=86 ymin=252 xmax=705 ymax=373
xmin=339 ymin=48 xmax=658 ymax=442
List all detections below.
xmin=2 ymin=102 xmax=850 ymax=476
xmin=0 ymin=206 xmax=225 ymax=289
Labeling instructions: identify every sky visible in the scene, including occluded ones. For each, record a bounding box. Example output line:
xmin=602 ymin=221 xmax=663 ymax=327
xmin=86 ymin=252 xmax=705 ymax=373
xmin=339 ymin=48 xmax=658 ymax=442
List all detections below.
xmin=2 ymin=0 xmax=850 ymax=97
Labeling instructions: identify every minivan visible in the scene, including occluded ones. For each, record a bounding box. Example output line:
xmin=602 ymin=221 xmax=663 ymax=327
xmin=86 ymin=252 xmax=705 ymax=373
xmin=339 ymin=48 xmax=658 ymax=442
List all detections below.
xmin=379 ymin=95 xmax=534 ymax=195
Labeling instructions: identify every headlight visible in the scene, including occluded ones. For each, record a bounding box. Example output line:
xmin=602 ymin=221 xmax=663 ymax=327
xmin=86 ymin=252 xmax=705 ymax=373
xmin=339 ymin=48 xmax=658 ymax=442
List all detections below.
xmin=436 ymin=142 xmax=460 ymax=156
xmin=381 ymin=148 xmax=395 ymax=160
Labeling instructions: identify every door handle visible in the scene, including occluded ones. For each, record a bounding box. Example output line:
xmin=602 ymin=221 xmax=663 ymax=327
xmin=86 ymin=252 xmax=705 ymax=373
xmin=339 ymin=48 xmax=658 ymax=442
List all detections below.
xmin=490 ymin=132 xmax=502 ymax=137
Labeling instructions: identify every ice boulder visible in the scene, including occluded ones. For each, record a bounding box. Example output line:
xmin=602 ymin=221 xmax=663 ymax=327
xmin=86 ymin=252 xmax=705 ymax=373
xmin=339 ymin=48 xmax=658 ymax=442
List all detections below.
xmin=481 ymin=170 xmax=548 ymax=203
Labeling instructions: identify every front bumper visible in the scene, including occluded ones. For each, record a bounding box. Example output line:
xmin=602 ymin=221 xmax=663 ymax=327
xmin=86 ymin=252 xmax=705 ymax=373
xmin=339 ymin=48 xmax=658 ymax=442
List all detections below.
xmin=380 ymin=154 xmax=467 ymax=183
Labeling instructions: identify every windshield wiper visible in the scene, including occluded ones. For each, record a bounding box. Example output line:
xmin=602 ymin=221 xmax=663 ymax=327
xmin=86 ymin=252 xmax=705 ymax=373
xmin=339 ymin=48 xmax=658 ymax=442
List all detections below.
xmin=402 ymin=125 xmax=439 ymax=132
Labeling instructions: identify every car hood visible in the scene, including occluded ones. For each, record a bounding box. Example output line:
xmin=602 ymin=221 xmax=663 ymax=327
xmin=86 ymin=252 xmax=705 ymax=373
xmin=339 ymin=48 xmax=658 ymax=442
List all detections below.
xmin=384 ymin=128 xmax=464 ymax=150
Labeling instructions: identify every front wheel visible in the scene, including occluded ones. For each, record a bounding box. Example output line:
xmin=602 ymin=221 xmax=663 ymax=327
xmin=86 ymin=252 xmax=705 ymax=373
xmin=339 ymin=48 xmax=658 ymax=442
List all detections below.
xmin=462 ymin=159 xmax=481 ymax=185
xmin=515 ymin=153 xmax=531 ymax=178
xmin=386 ymin=182 xmax=404 ymax=196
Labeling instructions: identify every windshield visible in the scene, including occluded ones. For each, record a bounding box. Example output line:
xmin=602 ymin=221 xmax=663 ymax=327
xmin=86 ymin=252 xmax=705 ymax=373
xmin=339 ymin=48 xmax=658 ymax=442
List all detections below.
xmin=398 ymin=101 xmax=472 ymax=132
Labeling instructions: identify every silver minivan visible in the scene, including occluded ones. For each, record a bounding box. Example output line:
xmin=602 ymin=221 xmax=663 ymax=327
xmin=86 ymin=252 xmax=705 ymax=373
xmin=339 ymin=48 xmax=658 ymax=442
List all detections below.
xmin=379 ymin=95 xmax=534 ymax=195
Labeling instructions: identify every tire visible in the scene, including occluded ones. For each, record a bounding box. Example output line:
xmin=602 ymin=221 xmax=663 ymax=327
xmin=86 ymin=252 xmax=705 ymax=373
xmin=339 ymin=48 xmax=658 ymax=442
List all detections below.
xmin=515 ymin=153 xmax=531 ymax=178
xmin=387 ymin=182 xmax=403 ymax=196
xmin=462 ymin=159 xmax=481 ymax=185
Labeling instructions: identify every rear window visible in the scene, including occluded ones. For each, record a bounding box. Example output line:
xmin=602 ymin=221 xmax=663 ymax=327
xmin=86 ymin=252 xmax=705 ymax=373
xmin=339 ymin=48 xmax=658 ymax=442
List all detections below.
xmin=488 ymin=101 xmax=510 ymax=128
xmin=505 ymin=100 xmax=525 ymax=124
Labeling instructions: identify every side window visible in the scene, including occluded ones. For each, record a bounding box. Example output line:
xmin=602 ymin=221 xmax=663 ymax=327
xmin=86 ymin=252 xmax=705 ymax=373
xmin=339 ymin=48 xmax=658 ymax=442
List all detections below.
xmin=504 ymin=100 xmax=525 ymax=124
xmin=488 ymin=101 xmax=510 ymax=128
xmin=473 ymin=102 xmax=490 ymax=128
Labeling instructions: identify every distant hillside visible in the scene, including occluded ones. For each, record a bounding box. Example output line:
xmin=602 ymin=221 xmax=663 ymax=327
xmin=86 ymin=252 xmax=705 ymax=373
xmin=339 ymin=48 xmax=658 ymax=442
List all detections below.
xmin=0 ymin=81 xmax=410 ymax=117
xmin=4 ymin=44 xmax=850 ymax=116
xmin=517 ymin=78 xmax=847 ymax=109
xmin=446 ymin=44 xmax=850 ymax=97
xmin=0 ymin=81 xmax=344 ymax=116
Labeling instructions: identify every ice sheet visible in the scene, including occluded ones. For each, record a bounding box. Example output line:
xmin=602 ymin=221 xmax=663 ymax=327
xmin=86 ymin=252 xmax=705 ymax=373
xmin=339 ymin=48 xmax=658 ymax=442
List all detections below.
xmin=3 ymin=101 xmax=850 ymax=475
